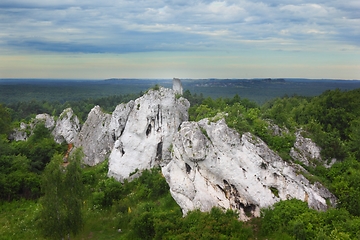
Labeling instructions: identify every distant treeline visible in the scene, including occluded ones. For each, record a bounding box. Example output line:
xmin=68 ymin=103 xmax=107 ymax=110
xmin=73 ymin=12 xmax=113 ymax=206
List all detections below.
xmin=2 ymin=78 xmax=360 ymax=105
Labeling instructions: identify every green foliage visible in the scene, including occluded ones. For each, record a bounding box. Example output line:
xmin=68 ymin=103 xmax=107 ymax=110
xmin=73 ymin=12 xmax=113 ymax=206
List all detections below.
xmin=262 ymin=89 xmax=360 ymax=161
xmin=0 ymin=104 xmax=12 ymax=135
xmin=189 ymin=94 xmax=296 ymax=159
xmin=2 ymin=86 xmax=360 ymax=239
xmin=260 ymin=199 xmax=360 ymax=239
xmin=326 ymin=159 xmax=360 ymax=216
xmin=160 ymin=208 xmax=253 ymax=240
xmin=92 ymin=177 xmax=123 ymax=208
xmin=38 ymin=154 xmax=68 ymax=239
xmin=6 ymin=92 xmax=142 ymax=122
xmin=38 ymin=149 xmax=84 ymax=239
xmin=12 ymin=123 xmax=67 ymax=173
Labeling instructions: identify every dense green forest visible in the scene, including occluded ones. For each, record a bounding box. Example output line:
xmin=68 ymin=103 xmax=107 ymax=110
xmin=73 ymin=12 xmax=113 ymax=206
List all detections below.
xmin=1 ymin=86 xmax=360 ymax=239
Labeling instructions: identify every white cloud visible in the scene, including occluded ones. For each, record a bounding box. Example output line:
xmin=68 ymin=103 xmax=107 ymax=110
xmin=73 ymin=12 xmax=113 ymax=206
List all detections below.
xmin=0 ymin=0 xmax=359 ymax=57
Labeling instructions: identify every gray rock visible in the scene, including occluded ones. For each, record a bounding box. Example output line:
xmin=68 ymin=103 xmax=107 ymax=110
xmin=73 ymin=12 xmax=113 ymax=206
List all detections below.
xmin=290 ymin=130 xmax=323 ymax=166
xmin=9 ymin=113 xmax=55 ymax=141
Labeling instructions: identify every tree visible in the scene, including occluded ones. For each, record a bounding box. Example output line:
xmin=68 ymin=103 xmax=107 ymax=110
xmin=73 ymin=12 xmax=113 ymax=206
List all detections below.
xmin=0 ymin=104 xmax=11 ymax=135
xmin=64 ymin=149 xmax=85 ymax=237
xmin=39 ymin=154 xmax=67 ymax=239
xmin=39 ymin=149 xmax=84 ymax=239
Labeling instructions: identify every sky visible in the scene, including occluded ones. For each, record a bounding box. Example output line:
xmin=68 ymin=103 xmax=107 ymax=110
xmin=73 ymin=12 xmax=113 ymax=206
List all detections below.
xmin=0 ymin=0 xmax=359 ymax=79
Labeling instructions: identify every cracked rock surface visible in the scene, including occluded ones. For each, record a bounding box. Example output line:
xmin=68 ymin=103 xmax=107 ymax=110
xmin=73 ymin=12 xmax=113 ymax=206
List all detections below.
xmin=162 ymin=119 xmax=336 ymax=221
xmin=108 ymin=87 xmax=189 ymax=181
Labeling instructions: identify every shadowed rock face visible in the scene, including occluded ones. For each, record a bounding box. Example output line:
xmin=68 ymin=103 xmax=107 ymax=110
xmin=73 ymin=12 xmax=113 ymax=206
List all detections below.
xmin=73 ymin=101 xmax=135 ymax=166
xmin=108 ymin=87 xmax=189 ymax=181
xmin=162 ymin=119 xmax=337 ymax=221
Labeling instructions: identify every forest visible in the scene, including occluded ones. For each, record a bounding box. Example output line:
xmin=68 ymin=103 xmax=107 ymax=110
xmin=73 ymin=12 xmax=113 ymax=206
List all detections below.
xmin=1 ymin=81 xmax=360 ymax=239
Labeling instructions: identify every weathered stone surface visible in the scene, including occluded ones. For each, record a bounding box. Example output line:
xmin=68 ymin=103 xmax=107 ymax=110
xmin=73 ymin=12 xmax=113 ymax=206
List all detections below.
xmin=290 ymin=130 xmax=322 ymax=166
xmin=71 ymin=101 xmax=135 ymax=166
xmin=173 ymin=78 xmax=183 ymax=95
xmin=52 ymin=108 xmax=81 ymax=144
xmin=73 ymin=106 xmax=112 ymax=166
xmin=9 ymin=113 xmax=55 ymax=141
xmin=9 ymin=122 xmax=28 ymax=141
xmin=35 ymin=114 xmax=55 ymax=129
xmin=163 ymin=119 xmax=336 ymax=221
xmin=108 ymin=87 xmax=190 ymax=181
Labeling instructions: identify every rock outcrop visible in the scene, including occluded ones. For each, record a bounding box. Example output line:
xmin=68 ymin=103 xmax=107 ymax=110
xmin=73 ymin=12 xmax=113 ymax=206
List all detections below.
xmin=8 ymin=81 xmax=338 ymax=221
xmin=108 ymin=87 xmax=190 ymax=181
xmin=162 ymin=119 xmax=336 ymax=221
xmin=9 ymin=113 xmax=55 ymax=141
xmin=290 ymin=130 xmax=336 ymax=168
xmin=52 ymin=108 xmax=80 ymax=144
xmin=173 ymin=78 xmax=183 ymax=95
xmin=74 ymin=102 xmax=134 ymax=166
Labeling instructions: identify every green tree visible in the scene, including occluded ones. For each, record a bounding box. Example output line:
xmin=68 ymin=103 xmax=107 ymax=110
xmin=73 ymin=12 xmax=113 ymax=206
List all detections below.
xmin=39 ymin=149 xmax=84 ymax=239
xmin=0 ymin=104 xmax=11 ymax=135
xmin=64 ymin=149 xmax=85 ymax=237
xmin=39 ymin=154 xmax=67 ymax=239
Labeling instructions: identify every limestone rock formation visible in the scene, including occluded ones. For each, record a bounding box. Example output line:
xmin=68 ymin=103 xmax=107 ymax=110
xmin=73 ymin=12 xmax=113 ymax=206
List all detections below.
xmin=173 ymin=78 xmax=183 ymax=95
xmin=9 ymin=113 xmax=55 ymax=141
xmin=73 ymin=102 xmax=134 ymax=166
xmin=73 ymin=106 xmax=112 ymax=166
xmin=162 ymin=119 xmax=336 ymax=221
xmin=9 ymin=122 xmax=29 ymax=141
xmin=35 ymin=113 xmax=55 ymax=129
xmin=108 ymin=87 xmax=190 ymax=181
xmin=52 ymin=108 xmax=81 ymax=144
xmin=8 ymin=81 xmax=338 ymax=221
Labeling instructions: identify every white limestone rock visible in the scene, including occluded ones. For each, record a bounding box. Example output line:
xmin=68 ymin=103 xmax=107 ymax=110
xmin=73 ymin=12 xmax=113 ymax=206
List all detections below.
xmin=108 ymin=87 xmax=189 ymax=181
xmin=108 ymin=101 xmax=135 ymax=141
xmin=74 ymin=101 xmax=135 ymax=166
xmin=163 ymin=119 xmax=336 ymax=221
xmin=35 ymin=113 xmax=55 ymax=129
xmin=290 ymin=130 xmax=322 ymax=166
xmin=52 ymin=108 xmax=80 ymax=144
xmin=9 ymin=122 xmax=29 ymax=141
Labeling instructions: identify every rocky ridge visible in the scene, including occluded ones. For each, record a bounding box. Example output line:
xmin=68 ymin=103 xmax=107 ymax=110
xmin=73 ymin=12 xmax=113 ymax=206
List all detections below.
xmin=162 ymin=119 xmax=336 ymax=220
xmin=10 ymin=83 xmax=337 ymax=220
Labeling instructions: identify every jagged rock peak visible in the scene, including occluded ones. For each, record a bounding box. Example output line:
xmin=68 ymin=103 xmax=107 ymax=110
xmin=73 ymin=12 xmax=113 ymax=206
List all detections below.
xmin=74 ymin=101 xmax=135 ymax=166
xmin=52 ymin=108 xmax=80 ymax=144
xmin=108 ymin=87 xmax=190 ymax=181
xmin=162 ymin=118 xmax=336 ymax=221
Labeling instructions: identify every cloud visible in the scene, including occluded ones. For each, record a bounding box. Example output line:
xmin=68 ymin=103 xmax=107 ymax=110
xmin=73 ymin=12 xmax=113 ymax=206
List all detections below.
xmin=0 ymin=0 xmax=359 ymax=55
